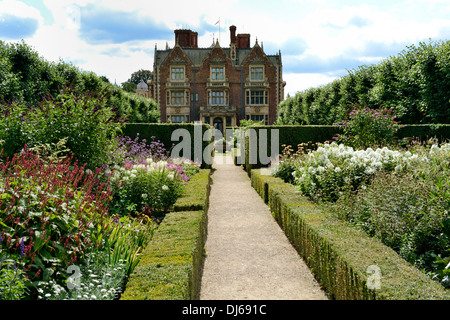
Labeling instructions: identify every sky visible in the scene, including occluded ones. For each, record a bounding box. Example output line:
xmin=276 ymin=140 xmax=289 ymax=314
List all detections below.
xmin=1 ymin=0 xmax=450 ymax=96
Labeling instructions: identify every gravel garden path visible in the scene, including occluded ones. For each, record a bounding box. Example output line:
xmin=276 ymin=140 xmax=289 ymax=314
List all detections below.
xmin=198 ymin=155 xmax=328 ymax=300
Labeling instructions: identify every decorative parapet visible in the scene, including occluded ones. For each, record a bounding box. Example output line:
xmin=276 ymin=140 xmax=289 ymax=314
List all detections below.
xmin=206 ymin=77 xmax=230 ymax=89
xmin=200 ymin=105 xmax=237 ymax=114
xmin=245 ymin=76 xmax=269 ymax=88
xmin=166 ymin=79 xmax=191 ymax=88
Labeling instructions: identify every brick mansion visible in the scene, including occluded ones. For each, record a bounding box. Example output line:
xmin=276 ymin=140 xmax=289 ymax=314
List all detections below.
xmin=136 ymin=25 xmax=285 ymax=131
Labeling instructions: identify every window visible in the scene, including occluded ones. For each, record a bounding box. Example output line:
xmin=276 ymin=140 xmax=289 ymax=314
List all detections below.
xmin=169 ymin=115 xmax=189 ymax=123
xmin=211 ymin=67 xmax=224 ymax=81
xmin=167 ymin=90 xmax=189 ymax=105
xmin=171 ymin=67 xmax=184 ymax=81
xmin=246 ymin=90 xmax=268 ymax=105
xmin=247 ymin=114 xmax=267 ymax=125
xmin=250 ymin=66 xmax=264 ymax=81
xmin=208 ymin=90 xmax=228 ymax=105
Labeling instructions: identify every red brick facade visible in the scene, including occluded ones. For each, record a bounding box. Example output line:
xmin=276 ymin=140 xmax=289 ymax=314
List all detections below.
xmin=151 ymin=26 xmax=285 ymax=129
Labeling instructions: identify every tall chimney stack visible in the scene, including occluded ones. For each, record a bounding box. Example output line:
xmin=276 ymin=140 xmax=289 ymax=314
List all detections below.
xmin=230 ymin=25 xmax=236 ymax=45
xmin=174 ymin=29 xmax=198 ymax=48
xmin=236 ymin=33 xmax=250 ymax=49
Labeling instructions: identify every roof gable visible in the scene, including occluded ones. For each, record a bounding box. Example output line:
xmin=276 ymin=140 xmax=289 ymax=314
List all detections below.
xmin=159 ymin=44 xmax=193 ymax=67
xmin=241 ymin=42 xmax=275 ymax=67
xmin=201 ymin=42 xmax=232 ymax=67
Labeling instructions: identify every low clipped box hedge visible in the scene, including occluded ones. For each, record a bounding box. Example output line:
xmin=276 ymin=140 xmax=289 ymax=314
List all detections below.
xmin=251 ymin=169 xmax=450 ymax=300
xmin=120 ymin=169 xmax=211 ymax=300
xmin=173 ymin=169 xmax=211 ymax=212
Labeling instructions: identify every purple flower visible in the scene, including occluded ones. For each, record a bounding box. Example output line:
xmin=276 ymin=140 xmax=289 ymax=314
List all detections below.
xmin=19 ymin=238 xmax=25 ymax=258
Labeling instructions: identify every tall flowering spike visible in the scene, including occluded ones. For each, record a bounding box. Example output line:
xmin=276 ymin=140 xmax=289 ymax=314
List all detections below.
xmin=20 ymin=238 xmax=25 ymax=259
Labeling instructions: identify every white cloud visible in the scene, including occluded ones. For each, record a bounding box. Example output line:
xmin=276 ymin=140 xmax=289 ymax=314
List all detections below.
xmin=0 ymin=0 xmax=43 ymax=20
xmin=284 ymin=72 xmax=340 ymax=96
xmin=4 ymin=0 xmax=450 ymax=93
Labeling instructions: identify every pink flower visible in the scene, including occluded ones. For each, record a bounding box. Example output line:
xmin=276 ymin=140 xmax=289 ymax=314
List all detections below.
xmin=124 ymin=162 xmax=132 ymax=169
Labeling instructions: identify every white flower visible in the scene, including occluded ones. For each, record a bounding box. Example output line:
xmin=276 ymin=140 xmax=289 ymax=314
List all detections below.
xmin=334 ymin=167 xmax=342 ymax=173
xmin=395 ymin=164 xmax=402 ymax=171
xmin=162 ymin=185 xmax=169 ymax=191
xmin=430 ymin=144 xmax=440 ymax=155
xmin=167 ymin=173 xmax=175 ymax=180
xmin=141 ymin=193 xmax=148 ymax=199
xmin=372 ymin=161 xmax=383 ymax=168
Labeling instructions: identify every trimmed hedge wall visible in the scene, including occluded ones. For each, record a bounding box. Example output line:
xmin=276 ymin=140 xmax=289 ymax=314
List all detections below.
xmin=122 ymin=123 xmax=214 ymax=168
xmin=397 ymin=124 xmax=450 ymax=142
xmin=251 ymin=169 xmax=450 ymax=300
xmin=120 ymin=169 xmax=211 ymax=300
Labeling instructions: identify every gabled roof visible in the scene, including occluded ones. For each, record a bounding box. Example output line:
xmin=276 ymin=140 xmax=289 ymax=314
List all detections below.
xmin=154 ymin=44 xmax=280 ymax=68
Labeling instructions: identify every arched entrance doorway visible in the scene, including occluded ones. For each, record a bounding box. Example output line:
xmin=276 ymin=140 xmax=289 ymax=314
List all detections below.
xmin=213 ymin=117 xmax=223 ymax=136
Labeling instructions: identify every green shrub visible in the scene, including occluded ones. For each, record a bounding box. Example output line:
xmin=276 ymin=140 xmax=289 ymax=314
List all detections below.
xmin=109 ymin=159 xmax=193 ymax=219
xmin=0 ymin=86 xmax=124 ymax=169
xmin=0 ymin=264 xmax=29 ymax=300
xmin=333 ymin=102 xmax=403 ymax=149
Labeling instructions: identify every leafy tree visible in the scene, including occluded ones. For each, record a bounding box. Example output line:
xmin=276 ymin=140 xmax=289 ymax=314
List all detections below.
xmin=121 ymin=81 xmax=137 ymax=93
xmin=129 ymin=69 xmax=153 ymax=84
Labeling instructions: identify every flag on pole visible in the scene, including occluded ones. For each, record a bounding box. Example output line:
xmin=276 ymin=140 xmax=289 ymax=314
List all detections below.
xmin=215 ymin=19 xmax=220 ymax=25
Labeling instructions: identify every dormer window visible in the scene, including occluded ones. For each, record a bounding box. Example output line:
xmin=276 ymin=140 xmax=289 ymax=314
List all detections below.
xmin=250 ymin=66 xmax=264 ymax=81
xmin=211 ymin=66 xmax=225 ymax=81
xmin=171 ymin=66 xmax=185 ymax=81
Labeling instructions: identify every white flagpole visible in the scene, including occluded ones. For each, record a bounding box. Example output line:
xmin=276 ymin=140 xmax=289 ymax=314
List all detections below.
xmin=214 ymin=18 xmax=221 ymax=44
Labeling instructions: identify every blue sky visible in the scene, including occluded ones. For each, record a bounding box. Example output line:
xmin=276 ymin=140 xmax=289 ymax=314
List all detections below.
xmin=2 ymin=0 xmax=450 ymax=96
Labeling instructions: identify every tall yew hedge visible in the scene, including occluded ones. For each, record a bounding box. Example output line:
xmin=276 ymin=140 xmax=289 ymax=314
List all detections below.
xmin=0 ymin=40 xmax=159 ymax=123
xmin=277 ymin=40 xmax=450 ymax=125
